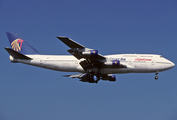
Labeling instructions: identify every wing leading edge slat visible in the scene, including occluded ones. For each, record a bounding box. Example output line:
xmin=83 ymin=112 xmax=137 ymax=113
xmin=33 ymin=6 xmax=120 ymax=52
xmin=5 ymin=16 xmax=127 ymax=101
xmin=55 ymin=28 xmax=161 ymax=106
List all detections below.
xmin=57 ymin=37 xmax=85 ymax=49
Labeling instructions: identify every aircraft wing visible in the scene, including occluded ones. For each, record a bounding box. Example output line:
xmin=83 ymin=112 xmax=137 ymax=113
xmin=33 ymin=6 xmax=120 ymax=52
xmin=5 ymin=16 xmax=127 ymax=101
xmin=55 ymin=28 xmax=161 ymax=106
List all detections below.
xmin=57 ymin=37 xmax=85 ymax=49
xmin=57 ymin=36 xmax=129 ymax=74
xmin=57 ymin=37 xmax=105 ymax=60
xmin=57 ymin=36 xmax=106 ymax=71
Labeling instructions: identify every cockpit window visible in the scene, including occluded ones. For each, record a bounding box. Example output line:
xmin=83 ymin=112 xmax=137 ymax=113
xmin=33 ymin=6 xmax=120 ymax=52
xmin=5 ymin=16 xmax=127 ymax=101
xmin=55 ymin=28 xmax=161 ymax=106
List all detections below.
xmin=160 ymin=56 xmax=164 ymax=58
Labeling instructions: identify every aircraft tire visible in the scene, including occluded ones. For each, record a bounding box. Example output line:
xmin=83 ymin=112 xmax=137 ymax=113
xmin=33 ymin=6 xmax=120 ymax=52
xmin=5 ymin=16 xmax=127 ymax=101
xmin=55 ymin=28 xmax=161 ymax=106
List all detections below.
xmin=155 ymin=76 xmax=158 ymax=80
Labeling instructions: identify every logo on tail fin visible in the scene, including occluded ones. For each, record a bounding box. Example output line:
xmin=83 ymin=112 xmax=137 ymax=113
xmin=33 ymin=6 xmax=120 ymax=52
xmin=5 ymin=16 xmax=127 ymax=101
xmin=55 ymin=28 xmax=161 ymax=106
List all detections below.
xmin=11 ymin=39 xmax=24 ymax=51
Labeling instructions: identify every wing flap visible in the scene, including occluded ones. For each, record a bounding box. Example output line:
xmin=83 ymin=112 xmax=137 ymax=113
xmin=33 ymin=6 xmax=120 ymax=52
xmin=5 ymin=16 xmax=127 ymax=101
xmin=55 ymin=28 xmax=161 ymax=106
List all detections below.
xmin=63 ymin=74 xmax=83 ymax=78
xmin=63 ymin=73 xmax=96 ymax=83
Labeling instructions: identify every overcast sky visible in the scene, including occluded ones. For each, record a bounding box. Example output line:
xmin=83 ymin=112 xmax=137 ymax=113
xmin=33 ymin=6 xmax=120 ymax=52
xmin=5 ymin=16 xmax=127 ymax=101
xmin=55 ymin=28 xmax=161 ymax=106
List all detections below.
xmin=0 ymin=0 xmax=177 ymax=120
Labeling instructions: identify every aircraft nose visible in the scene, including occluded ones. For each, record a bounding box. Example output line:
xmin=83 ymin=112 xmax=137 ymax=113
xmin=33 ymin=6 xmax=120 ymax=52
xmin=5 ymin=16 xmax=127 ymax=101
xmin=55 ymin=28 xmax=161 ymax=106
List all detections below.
xmin=163 ymin=60 xmax=175 ymax=70
xmin=168 ymin=60 xmax=175 ymax=69
xmin=171 ymin=62 xmax=175 ymax=68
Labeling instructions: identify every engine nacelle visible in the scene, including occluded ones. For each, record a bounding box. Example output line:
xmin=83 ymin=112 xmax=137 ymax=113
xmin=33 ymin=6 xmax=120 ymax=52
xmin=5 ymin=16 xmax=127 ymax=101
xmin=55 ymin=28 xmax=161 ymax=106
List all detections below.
xmin=82 ymin=50 xmax=98 ymax=57
xmin=101 ymin=75 xmax=116 ymax=81
xmin=104 ymin=60 xmax=120 ymax=66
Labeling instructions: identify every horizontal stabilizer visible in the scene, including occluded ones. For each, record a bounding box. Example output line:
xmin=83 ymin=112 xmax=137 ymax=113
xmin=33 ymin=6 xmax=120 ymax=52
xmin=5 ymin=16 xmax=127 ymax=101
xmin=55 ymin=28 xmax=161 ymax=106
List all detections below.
xmin=57 ymin=36 xmax=85 ymax=48
xmin=4 ymin=47 xmax=32 ymax=60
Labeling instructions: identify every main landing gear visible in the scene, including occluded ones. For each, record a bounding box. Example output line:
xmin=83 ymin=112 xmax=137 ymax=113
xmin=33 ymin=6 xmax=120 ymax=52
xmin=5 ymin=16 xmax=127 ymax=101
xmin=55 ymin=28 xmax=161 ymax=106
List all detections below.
xmin=87 ymin=73 xmax=99 ymax=83
xmin=88 ymin=69 xmax=101 ymax=84
xmin=155 ymin=71 xmax=159 ymax=80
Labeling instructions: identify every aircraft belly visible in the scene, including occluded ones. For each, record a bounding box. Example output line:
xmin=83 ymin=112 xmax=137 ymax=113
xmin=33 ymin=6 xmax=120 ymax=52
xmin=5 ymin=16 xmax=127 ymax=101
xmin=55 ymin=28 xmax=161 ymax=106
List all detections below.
xmin=52 ymin=62 xmax=77 ymax=72
xmin=16 ymin=59 xmax=47 ymax=69
xmin=101 ymin=68 xmax=128 ymax=74
xmin=23 ymin=59 xmax=82 ymax=72
xmin=133 ymin=64 xmax=148 ymax=72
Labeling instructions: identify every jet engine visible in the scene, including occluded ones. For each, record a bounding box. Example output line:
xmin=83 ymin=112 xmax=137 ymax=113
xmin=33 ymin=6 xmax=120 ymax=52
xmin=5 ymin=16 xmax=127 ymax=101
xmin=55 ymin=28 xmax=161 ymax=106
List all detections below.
xmin=101 ymin=74 xmax=116 ymax=81
xmin=104 ymin=60 xmax=120 ymax=66
xmin=82 ymin=50 xmax=98 ymax=57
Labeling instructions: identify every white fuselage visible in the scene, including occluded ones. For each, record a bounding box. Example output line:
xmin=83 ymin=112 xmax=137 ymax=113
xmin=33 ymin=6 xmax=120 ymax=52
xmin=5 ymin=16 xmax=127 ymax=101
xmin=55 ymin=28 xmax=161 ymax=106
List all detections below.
xmin=9 ymin=54 xmax=175 ymax=74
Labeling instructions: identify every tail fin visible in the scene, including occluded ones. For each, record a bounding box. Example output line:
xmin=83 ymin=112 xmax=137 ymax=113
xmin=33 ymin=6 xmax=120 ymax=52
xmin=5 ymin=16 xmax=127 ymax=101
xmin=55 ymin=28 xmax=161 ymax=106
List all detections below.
xmin=6 ymin=32 xmax=39 ymax=54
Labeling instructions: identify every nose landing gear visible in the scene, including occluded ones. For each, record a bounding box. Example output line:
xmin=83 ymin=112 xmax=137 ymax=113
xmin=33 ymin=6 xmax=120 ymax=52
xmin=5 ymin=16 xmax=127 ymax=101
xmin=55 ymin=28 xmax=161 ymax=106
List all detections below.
xmin=155 ymin=72 xmax=159 ymax=80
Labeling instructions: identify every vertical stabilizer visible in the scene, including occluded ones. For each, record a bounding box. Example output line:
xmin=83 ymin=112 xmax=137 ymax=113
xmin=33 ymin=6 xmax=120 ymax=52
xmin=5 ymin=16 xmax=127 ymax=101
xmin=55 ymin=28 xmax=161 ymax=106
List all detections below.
xmin=6 ymin=32 xmax=39 ymax=54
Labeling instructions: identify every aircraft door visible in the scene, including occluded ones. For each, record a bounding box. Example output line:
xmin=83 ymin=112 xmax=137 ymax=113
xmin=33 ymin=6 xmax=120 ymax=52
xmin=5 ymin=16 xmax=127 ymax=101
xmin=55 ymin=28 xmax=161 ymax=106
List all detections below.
xmin=151 ymin=59 xmax=155 ymax=65
xmin=40 ymin=59 xmax=43 ymax=64
xmin=128 ymin=59 xmax=132 ymax=65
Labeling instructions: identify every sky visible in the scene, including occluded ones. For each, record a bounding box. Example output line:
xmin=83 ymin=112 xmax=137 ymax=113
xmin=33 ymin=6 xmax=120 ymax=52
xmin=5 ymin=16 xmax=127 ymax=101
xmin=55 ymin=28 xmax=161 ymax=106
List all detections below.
xmin=0 ymin=0 xmax=177 ymax=120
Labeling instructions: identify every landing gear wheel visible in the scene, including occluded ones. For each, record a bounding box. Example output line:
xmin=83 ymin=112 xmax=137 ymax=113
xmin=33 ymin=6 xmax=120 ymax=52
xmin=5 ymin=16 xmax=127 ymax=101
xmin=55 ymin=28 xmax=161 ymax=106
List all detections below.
xmin=155 ymin=76 xmax=158 ymax=80
xmin=155 ymin=71 xmax=159 ymax=80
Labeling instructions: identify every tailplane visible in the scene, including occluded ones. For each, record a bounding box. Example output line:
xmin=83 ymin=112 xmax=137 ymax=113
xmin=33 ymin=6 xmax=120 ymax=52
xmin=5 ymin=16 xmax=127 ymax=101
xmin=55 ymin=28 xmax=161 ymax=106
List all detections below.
xmin=6 ymin=32 xmax=39 ymax=54
xmin=4 ymin=47 xmax=32 ymax=60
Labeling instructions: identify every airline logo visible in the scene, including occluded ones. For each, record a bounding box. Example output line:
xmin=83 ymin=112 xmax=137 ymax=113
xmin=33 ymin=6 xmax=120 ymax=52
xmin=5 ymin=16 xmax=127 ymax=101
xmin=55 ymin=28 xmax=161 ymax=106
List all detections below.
xmin=11 ymin=39 xmax=24 ymax=51
xmin=93 ymin=51 xmax=96 ymax=53
xmin=110 ymin=58 xmax=126 ymax=61
xmin=91 ymin=50 xmax=98 ymax=55
xmin=135 ymin=58 xmax=152 ymax=61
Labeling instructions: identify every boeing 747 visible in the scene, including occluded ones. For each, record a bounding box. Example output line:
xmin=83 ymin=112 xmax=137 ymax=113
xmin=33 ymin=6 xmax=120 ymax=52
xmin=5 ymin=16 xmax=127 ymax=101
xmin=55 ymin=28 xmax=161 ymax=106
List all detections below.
xmin=5 ymin=32 xmax=175 ymax=83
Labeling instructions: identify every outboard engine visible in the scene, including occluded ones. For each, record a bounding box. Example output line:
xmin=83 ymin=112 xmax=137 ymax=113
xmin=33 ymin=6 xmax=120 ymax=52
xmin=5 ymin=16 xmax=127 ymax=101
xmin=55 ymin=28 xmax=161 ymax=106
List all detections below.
xmin=82 ymin=50 xmax=98 ymax=57
xmin=101 ymin=74 xmax=116 ymax=81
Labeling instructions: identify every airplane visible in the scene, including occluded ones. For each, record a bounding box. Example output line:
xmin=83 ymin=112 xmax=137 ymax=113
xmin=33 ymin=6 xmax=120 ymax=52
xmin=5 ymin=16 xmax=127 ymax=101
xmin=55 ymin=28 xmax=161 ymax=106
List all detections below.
xmin=4 ymin=32 xmax=175 ymax=83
